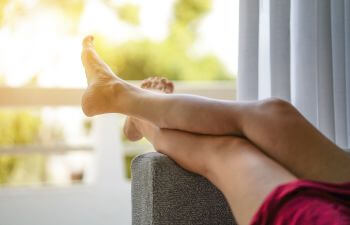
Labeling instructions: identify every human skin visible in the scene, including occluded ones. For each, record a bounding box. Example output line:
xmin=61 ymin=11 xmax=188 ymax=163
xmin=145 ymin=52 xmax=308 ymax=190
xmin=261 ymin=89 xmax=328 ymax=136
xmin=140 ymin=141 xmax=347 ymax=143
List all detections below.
xmin=81 ymin=36 xmax=350 ymax=225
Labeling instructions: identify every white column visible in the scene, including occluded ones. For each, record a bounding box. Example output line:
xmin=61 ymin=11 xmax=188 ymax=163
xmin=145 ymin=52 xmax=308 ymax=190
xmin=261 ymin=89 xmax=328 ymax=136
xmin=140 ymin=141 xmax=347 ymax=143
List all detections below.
xmin=92 ymin=114 xmax=126 ymax=187
xmin=331 ymin=0 xmax=348 ymax=148
xmin=238 ymin=0 xmax=259 ymax=100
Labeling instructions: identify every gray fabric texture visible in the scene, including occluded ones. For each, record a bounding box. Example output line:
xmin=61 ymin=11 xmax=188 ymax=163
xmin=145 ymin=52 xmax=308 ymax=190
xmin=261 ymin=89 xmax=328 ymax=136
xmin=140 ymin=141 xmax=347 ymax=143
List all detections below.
xmin=131 ymin=152 xmax=236 ymax=225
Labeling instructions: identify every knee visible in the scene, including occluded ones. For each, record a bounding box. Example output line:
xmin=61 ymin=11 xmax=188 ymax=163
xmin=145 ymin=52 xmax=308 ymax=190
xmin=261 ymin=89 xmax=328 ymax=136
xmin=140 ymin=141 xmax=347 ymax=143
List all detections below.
xmin=258 ymin=97 xmax=297 ymax=117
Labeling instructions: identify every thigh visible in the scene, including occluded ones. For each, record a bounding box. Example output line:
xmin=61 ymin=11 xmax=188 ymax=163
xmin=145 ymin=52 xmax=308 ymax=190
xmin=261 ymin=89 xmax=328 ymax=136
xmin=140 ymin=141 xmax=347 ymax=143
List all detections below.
xmin=207 ymin=137 xmax=297 ymax=225
xmin=153 ymin=129 xmax=296 ymax=225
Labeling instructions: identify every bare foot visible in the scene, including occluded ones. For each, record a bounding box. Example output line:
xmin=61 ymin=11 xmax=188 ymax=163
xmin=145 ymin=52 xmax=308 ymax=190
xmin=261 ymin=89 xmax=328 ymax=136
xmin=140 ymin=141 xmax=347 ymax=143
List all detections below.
xmin=81 ymin=36 xmax=138 ymax=116
xmin=123 ymin=77 xmax=174 ymax=141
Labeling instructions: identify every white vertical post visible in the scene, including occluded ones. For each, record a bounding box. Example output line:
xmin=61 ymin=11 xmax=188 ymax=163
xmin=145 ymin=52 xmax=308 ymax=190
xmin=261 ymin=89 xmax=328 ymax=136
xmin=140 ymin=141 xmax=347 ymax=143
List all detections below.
xmin=92 ymin=114 xmax=126 ymax=187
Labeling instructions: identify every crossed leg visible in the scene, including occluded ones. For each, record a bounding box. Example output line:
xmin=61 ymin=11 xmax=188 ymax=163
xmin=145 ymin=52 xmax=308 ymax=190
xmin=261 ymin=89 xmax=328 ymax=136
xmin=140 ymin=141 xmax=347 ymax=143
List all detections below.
xmin=132 ymin=118 xmax=296 ymax=225
xmin=81 ymin=36 xmax=350 ymax=184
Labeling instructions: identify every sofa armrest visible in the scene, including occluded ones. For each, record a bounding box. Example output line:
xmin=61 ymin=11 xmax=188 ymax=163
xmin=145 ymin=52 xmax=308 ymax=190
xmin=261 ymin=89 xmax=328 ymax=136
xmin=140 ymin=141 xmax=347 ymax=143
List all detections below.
xmin=131 ymin=152 xmax=236 ymax=225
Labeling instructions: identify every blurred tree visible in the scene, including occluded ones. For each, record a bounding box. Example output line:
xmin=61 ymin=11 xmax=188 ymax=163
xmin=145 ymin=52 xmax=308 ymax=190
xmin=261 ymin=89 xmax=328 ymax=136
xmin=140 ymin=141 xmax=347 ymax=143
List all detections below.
xmin=116 ymin=3 xmax=140 ymax=26
xmin=0 ymin=0 xmax=84 ymax=31
xmin=174 ymin=0 xmax=212 ymax=25
xmin=94 ymin=0 xmax=232 ymax=81
xmin=0 ymin=0 xmax=232 ymax=80
xmin=0 ymin=110 xmax=45 ymax=185
xmin=0 ymin=0 xmax=9 ymax=26
xmin=0 ymin=71 xmax=46 ymax=186
xmin=168 ymin=0 xmax=211 ymax=49
xmin=40 ymin=0 xmax=85 ymax=33
xmin=0 ymin=0 xmax=234 ymax=184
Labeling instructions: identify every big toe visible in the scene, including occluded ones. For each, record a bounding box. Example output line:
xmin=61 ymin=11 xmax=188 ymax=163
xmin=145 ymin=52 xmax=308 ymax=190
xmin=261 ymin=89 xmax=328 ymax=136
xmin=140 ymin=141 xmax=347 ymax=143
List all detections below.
xmin=81 ymin=36 xmax=98 ymax=68
xmin=83 ymin=35 xmax=94 ymax=48
xmin=81 ymin=36 xmax=114 ymax=84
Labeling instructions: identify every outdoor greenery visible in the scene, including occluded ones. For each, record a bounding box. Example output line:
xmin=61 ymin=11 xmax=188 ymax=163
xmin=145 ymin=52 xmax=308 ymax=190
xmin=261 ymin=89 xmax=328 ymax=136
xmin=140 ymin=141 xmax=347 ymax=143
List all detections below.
xmin=0 ymin=111 xmax=45 ymax=185
xmin=0 ymin=0 xmax=233 ymax=184
xmin=94 ymin=0 xmax=232 ymax=80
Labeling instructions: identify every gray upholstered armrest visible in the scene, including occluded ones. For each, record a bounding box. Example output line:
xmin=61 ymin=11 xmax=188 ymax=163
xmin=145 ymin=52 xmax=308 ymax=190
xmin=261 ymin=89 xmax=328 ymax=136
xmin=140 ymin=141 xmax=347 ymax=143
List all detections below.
xmin=131 ymin=152 xmax=236 ymax=225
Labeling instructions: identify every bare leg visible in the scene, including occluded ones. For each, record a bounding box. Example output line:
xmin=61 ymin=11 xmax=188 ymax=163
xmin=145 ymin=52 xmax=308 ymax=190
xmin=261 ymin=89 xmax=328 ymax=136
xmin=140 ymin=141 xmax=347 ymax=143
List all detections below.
xmin=133 ymin=118 xmax=296 ymax=225
xmin=123 ymin=76 xmax=174 ymax=141
xmin=81 ymin=36 xmax=246 ymax=135
xmin=81 ymin=36 xmax=350 ymax=183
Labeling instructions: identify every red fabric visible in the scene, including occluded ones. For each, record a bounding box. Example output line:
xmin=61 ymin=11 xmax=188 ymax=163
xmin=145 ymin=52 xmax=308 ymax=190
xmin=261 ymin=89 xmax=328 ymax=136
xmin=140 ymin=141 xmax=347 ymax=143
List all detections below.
xmin=250 ymin=179 xmax=350 ymax=225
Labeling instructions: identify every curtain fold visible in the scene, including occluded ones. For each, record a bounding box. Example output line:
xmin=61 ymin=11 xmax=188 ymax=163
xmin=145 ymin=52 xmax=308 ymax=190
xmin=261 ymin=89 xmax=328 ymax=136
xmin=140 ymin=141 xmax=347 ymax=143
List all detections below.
xmin=238 ymin=0 xmax=350 ymax=149
xmin=331 ymin=0 xmax=348 ymax=147
xmin=259 ymin=0 xmax=290 ymax=100
xmin=345 ymin=0 xmax=350 ymax=148
xmin=237 ymin=0 xmax=259 ymax=100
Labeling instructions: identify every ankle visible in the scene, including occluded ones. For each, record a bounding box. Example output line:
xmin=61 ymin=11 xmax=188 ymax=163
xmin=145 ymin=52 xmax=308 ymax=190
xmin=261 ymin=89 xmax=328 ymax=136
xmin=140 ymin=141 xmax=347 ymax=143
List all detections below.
xmin=110 ymin=81 xmax=136 ymax=113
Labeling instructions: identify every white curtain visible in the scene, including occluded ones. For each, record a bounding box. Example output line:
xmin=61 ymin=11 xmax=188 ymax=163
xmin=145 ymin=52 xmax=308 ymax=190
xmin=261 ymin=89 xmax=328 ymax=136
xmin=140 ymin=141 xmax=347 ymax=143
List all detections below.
xmin=238 ymin=0 xmax=350 ymax=149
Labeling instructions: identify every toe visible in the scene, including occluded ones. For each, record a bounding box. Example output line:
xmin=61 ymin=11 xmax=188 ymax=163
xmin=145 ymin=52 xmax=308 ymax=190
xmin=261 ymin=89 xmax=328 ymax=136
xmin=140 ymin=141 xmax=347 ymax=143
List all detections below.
xmin=164 ymin=81 xmax=174 ymax=93
xmin=160 ymin=77 xmax=168 ymax=92
xmin=81 ymin=36 xmax=96 ymax=68
xmin=160 ymin=78 xmax=167 ymax=86
xmin=81 ymin=36 xmax=115 ymax=79
xmin=141 ymin=78 xmax=151 ymax=89
xmin=140 ymin=79 xmax=147 ymax=88
xmin=83 ymin=35 xmax=94 ymax=48
xmin=151 ymin=79 xmax=160 ymax=89
xmin=81 ymin=36 xmax=104 ymax=67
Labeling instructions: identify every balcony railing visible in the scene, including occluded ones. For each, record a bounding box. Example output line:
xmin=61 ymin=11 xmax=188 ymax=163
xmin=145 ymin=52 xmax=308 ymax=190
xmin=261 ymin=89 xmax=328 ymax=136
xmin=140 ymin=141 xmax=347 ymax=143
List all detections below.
xmin=0 ymin=81 xmax=235 ymax=106
xmin=0 ymin=81 xmax=235 ymax=155
xmin=0 ymin=80 xmax=235 ymax=225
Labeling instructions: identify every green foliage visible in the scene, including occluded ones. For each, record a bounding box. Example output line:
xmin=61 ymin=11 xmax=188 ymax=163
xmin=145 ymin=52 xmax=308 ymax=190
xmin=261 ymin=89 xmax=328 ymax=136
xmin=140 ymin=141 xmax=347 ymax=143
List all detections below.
xmin=174 ymin=0 xmax=212 ymax=25
xmin=94 ymin=0 xmax=231 ymax=81
xmin=0 ymin=154 xmax=46 ymax=185
xmin=0 ymin=156 xmax=17 ymax=184
xmin=124 ymin=153 xmax=136 ymax=179
xmin=0 ymin=111 xmax=44 ymax=185
xmin=95 ymin=37 xmax=231 ymax=80
xmin=0 ymin=111 xmax=41 ymax=146
xmin=0 ymin=0 xmax=9 ymax=26
xmin=116 ymin=3 xmax=140 ymax=26
xmin=0 ymin=0 xmax=233 ymax=184
xmin=40 ymin=0 xmax=85 ymax=21
xmin=39 ymin=0 xmax=85 ymax=32
xmin=0 ymin=0 xmax=231 ymax=80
